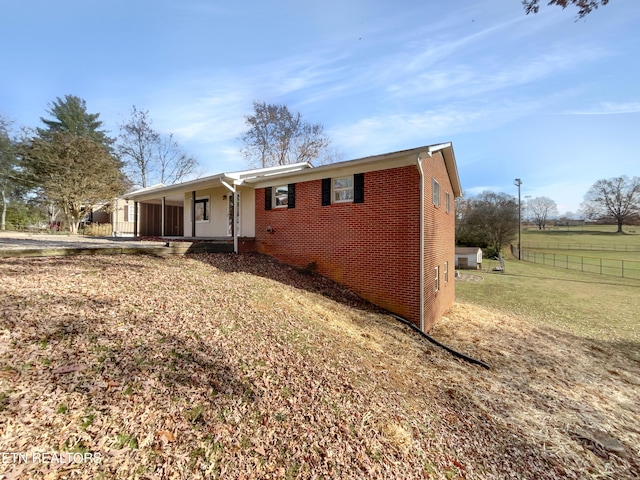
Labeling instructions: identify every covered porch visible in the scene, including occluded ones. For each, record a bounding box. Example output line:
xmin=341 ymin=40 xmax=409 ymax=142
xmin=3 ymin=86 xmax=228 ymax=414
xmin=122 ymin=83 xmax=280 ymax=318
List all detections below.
xmin=123 ymin=163 xmax=312 ymax=253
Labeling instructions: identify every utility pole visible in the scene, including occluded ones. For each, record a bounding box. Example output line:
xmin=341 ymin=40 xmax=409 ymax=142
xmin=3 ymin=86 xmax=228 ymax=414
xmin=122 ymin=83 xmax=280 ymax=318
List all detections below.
xmin=514 ymin=178 xmax=522 ymax=260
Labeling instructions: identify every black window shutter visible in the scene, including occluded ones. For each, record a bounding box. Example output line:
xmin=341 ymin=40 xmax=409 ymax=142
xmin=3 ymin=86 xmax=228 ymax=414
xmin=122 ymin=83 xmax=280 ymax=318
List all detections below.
xmin=265 ymin=187 xmax=272 ymax=210
xmin=354 ymin=173 xmax=365 ymax=203
xmin=321 ymin=178 xmax=331 ymax=206
xmin=287 ymin=183 xmax=296 ymax=209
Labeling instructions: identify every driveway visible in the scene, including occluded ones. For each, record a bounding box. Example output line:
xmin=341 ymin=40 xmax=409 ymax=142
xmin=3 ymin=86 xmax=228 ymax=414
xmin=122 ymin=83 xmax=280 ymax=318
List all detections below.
xmin=0 ymin=231 xmax=166 ymax=252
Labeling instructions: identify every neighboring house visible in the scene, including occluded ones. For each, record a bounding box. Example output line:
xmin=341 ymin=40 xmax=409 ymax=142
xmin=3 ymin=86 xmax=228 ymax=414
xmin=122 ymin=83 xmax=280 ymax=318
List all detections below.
xmin=455 ymin=247 xmax=483 ymax=270
xmin=84 ymin=203 xmax=110 ymax=224
xmin=126 ymin=144 xmax=462 ymax=331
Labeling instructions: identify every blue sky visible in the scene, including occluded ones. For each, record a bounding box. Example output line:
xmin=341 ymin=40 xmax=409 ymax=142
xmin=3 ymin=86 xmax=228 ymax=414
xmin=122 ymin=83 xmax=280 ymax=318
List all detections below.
xmin=1 ymin=0 xmax=639 ymax=215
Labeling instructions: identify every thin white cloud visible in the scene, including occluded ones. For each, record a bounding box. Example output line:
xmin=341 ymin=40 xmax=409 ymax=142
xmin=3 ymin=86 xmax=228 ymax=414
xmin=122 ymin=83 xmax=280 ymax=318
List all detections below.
xmin=329 ymin=98 xmax=545 ymax=156
xmin=564 ymin=101 xmax=640 ymax=115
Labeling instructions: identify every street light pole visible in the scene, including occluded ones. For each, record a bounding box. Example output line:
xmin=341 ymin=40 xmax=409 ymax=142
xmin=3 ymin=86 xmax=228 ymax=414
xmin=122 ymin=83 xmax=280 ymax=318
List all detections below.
xmin=514 ymin=178 xmax=522 ymax=260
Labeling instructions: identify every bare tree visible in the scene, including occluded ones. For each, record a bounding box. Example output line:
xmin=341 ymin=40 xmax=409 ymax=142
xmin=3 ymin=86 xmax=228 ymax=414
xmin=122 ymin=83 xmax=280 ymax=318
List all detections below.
xmin=528 ymin=196 xmax=559 ymax=230
xmin=240 ymin=101 xmax=331 ymax=168
xmin=522 ymin=0 xmax=609 ymax=19
xmin=581 ymin=176 xmax=640 ymax=233
xmin=118 ymin=106 xmax=198 ymax=188
xmin=456 ymin=191 xmax=519 ymax=257
xmin=155 ymin=132 xmax=198 ymax=186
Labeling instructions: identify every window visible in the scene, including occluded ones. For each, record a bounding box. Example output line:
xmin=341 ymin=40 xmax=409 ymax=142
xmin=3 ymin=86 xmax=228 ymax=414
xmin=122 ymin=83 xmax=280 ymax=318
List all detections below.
xmin=194 ymin=198 xmax=209 ymax=222
xmin=432 ymin=179 xmax=441 ymax=207
xmin=322 ymin=173 xmax=364 ymax=206
xmin=434 ymin=266 xmax=439 ymax=292
xmin=265 ymin=184 xmax=295 ymax=210
xmin=444 ymin=261 xmax=448 ymax=283
xmin=445 ymin=192 xmax=451 ymax=213
xmin=322 ymin=174 xmax=364 ymax=206
xmin=124 ymin=204 xmax=135 ymax=222
xmin=273 ymin=185 xmax=289 ymax=208
xmin=333 ymin=176 xmax=354 ymax=203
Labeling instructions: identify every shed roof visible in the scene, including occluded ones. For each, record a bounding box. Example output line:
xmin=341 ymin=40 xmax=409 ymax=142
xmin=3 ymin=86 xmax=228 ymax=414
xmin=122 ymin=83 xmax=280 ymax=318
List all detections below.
xmin=455 ymin=247 xmax=482 ymax=254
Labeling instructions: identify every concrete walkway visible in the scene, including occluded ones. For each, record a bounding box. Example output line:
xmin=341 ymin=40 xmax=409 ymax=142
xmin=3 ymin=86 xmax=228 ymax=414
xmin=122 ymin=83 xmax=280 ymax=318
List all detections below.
xmin=0 ymin=232 xmax=171 ymax=258
xmin=0 ymin=232 xmax=235 ymax=258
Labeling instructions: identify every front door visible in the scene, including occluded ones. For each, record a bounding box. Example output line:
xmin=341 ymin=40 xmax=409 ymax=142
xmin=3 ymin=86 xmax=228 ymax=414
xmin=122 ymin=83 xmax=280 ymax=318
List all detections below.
xmin=227 ymin=194 xmax=234 ymax=237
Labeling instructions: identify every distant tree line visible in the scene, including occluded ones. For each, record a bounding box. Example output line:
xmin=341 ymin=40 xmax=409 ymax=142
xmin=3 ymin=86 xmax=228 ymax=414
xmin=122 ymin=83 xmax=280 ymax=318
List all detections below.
xmin=457 ymin=176 xmax=640 ymax=256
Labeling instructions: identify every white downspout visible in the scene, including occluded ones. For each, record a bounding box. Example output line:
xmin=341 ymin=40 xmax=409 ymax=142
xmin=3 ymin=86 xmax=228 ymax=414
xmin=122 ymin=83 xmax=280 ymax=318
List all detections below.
xmin=233 ymin=191 xmax=239 ymax=254
xmin=416 ymin=154 xmax=426 ymax=332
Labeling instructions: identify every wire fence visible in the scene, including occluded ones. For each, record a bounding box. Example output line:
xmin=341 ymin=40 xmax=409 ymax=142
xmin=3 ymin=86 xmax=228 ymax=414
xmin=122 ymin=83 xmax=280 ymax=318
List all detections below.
xmin=512 ymin=245 xmax=640 ymax=280
xmin=522 ymin=242 xmax=640 ymax=252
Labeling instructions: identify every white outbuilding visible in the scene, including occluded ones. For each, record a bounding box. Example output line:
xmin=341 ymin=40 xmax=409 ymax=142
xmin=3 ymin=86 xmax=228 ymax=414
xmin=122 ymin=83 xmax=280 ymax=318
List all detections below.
xmin=455 ymin=247 xmax=482 ymax=270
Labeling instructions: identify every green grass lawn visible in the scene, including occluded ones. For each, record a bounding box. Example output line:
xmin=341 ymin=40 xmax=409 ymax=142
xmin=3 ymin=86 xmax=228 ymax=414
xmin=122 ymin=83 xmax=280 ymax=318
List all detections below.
xmin=517 ymin=225 xmax=640 ymax=280
xmin=522 ymin=224 xmax=640 ymax=250
xmin=456 ymin=256 xmax=640 ymax=361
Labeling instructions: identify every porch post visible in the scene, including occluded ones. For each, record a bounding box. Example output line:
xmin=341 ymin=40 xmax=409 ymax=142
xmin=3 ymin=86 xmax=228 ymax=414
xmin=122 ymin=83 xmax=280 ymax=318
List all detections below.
xmin=233 ymin=191 xmax=239 ymax=254
xmin=161 ymin=196 xmax=166 ymax=237
xmin=191 ymin=191 xmax=196 ymax=238
xmin=133 ymin=201 xmax=138 ymax=238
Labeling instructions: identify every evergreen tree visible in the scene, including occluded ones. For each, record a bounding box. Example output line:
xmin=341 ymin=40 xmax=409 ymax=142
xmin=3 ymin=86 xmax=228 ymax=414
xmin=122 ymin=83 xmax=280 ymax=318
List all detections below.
xmin=21 ymin=96 xmax=126 ymax=233
xmin=37 ymin=94 xmax=114 ymax=149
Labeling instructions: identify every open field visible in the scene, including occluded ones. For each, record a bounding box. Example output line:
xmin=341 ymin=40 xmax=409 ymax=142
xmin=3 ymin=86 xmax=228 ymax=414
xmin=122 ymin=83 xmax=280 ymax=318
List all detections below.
xmin=1 ymin=254 xmax=639 ymax=479
xmin=521 ymin=224 xmax=640 ymax=251
xmin=517 ymin=225 xmax=640 ymax=280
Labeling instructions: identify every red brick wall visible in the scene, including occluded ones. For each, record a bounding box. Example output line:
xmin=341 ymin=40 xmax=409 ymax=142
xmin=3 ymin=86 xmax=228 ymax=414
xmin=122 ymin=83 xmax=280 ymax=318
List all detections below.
xmin=254 ymin=158 xmax=456 ymax=331
xmin=421 ymin=151 xmax=456 ymax=331
xmin=255 ymin=166 xmax=422 ymax=324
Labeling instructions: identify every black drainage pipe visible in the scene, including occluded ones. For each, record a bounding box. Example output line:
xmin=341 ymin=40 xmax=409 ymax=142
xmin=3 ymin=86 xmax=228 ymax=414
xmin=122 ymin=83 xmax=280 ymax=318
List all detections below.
xmin=388 ymin=313 xmax=490 ymax=370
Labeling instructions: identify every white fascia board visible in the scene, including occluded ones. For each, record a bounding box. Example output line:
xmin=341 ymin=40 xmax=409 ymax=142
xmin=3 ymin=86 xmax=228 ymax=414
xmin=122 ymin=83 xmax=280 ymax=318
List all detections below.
xmin=125 ymin=174 xmax=226 ymax=201
xmin=436 ymin=144 xmax=462 ymax=197
xmin=225 ymin=161 xmax=313 ymax=180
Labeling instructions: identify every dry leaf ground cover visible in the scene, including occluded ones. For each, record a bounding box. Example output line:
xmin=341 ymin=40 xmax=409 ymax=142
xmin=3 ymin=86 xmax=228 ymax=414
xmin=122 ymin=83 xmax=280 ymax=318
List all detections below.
xmin=0 ymin=253 xmax=638 ymax=479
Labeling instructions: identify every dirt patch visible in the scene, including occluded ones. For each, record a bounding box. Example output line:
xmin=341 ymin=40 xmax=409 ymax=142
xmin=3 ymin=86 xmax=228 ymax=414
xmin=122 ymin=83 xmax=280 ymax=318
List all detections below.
xmin=455 ymin=272 xmax=484 ymax=282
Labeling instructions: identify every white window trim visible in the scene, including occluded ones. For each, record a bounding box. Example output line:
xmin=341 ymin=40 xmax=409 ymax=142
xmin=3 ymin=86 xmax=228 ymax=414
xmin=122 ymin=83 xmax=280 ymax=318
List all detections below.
xmin=332 ymin=176 xmax=354 ymax=204
xmin=444 ymin=261 xmax=448 ymax=283
xmin=432 ymin=178 xmax=441 ymax=207
xmin=273 ymin=185 xmax=289 ymax=208
xmin=445 ymin=191 xmax=451 ymax=213
xmin=193 ymin=196 xmax=210 ymax=223
xmin=434 ymin=266 xmax=439 ymax=292
xmin=125 ymin=203 xmax=135 ymax=222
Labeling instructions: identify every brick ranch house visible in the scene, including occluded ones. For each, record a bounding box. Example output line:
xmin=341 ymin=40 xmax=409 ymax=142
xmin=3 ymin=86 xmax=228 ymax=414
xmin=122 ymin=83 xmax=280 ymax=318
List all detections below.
xmin=123 ymin=143 xmax=461 ymax=332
